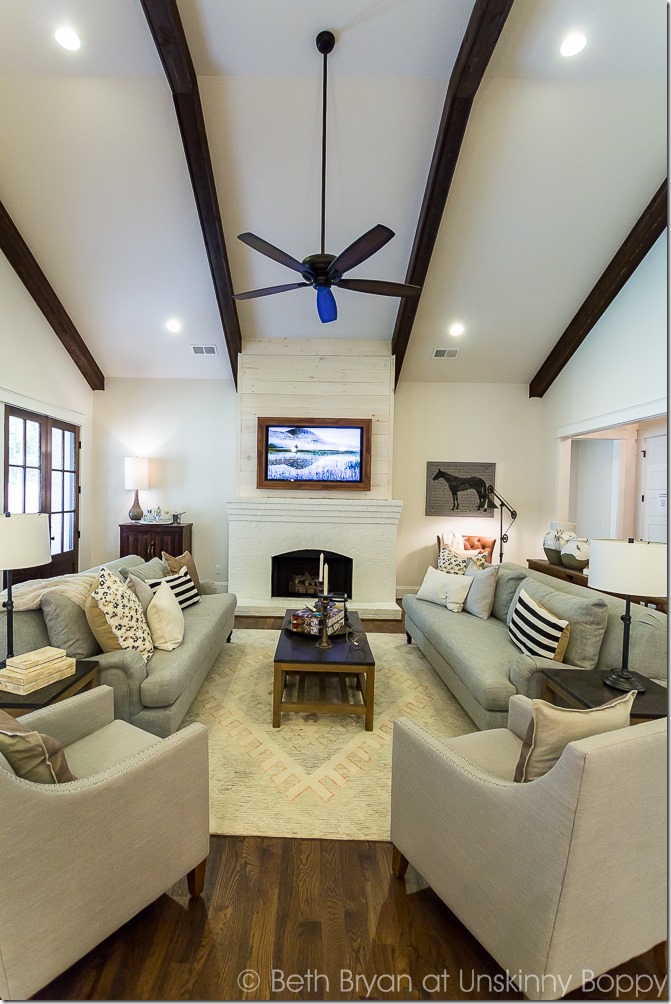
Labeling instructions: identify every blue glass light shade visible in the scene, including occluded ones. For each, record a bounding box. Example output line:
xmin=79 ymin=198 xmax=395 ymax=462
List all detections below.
xmin=316 ymin=286 xmax=337 ymax=323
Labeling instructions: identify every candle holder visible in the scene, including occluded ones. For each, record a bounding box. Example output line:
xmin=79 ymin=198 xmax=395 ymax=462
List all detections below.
xmin=314 ymin=593 xmax=333 ymax=649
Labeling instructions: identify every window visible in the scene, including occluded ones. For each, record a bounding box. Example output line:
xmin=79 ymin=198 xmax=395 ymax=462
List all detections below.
xmin=3 ymin=406 xmax=80 ymax=581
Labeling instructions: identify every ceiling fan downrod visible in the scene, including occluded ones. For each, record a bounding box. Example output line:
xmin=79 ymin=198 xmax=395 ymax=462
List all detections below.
xmin=316 ymin=30 xmax=335 ymax=256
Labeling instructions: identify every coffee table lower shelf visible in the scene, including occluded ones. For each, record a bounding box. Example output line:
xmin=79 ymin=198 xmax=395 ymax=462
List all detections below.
xmin=273 ymin=662 xmax=375 ymax=731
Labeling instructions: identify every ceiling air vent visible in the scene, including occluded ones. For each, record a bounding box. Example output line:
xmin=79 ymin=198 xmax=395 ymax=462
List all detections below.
xmin=191 ymin=344 xmax=218 ymax=355
xmin=433 ymin=347 xmax=459 ymax=358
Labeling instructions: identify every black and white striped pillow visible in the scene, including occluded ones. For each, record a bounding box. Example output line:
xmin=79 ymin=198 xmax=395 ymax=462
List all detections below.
xmin=509 ymin=588 xmax=570 ymax=661
xmin=146 ymin=571 xmax=200 ymax=610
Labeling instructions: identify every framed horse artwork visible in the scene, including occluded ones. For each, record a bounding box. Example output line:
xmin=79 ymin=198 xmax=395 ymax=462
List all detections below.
xmin=425 ymin=461 xmax=496 ymax=517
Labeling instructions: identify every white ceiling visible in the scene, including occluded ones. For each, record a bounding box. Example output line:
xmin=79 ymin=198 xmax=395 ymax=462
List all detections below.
xmin=0 ymin=0 xmax=666 ymax=385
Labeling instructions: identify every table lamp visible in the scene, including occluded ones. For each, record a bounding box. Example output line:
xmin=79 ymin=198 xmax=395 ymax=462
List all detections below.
xmin=588 ymin=538 xmax=667 ymax=693
xmin=124 ymin=457 xmax=149 ymax=522
xmin=0 ymin=512 xmax=52 ymax=667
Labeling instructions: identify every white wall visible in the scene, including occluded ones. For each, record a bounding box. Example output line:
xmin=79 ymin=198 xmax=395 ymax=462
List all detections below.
xmin=0 ymin=252 xmax=95 ymax=567
xmin=237 ymin=338 xmax=394 ymax=498
xmin=539 ymin=234 xmax=667 ymax=526
xmin=90 ymin=377 xmax=237 ymax=582
xmin=393 ymin=382 xmax=543 ymax=590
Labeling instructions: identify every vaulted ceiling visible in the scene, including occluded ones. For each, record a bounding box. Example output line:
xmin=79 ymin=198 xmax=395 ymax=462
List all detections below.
xmin=0 ymin=0 xmax=666 ymax=390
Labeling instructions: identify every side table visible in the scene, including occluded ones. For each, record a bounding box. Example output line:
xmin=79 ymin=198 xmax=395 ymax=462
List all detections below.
xmin=542 ymin=666 xmax=667 ymax=726
xmin=0 ymin=660 xmax=100 ymax=718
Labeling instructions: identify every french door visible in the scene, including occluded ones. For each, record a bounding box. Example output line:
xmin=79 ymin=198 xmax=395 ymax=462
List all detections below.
xmin=4 ymin=406 xmax=80 ymax=582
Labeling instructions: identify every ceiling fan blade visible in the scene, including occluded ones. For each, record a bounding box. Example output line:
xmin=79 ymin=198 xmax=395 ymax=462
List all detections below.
xmin=233 ymin=282 xmax=310 ymax=300
xmin=316 ymin=286 xmax=337 ymax=323
xmin=237 ymin=232 xmax=310 ymax=276
xmin=335 ymin=278 xmax=421 ymax=298
xmin=327 ymin=224 xmax=395 ymax=279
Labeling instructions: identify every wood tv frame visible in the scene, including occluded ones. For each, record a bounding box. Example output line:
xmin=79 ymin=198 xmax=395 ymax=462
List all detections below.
xmin=257 ymin=417 xmax=372 ymax=491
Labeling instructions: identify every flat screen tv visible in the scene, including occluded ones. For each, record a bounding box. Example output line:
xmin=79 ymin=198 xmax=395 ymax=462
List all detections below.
xmin=257 ymin=417 xmax=372 ymax=490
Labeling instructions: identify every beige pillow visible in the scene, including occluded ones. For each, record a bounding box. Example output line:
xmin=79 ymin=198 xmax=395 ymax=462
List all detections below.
xmin=162 ymin=550 xmax=202 ymax=594
xmin=146 ymin=580 xmax=185 ymax=651
xmin=514 ymin=691 xmax=636 ymax=782
xmin=416 ymin=566 xmax=473 ymax=612
xmin=126 ymin=572 xmax=154 ymax=613
xmin=0 ymin=709 xmax=76 ymax=783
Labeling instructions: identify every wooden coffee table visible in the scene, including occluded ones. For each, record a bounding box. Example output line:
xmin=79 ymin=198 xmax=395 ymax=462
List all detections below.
xmin=273 ymin=611 xmax=375 ymax=730
xmin=0 ymin=659 xmax=100 ymax=718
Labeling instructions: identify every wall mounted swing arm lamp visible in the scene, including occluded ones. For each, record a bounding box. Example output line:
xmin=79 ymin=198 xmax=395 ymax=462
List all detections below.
xmin=484 ymin=486 xmax=517 ymax=564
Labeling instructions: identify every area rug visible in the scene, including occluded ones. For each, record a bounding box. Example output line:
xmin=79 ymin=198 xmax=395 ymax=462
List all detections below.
xmin=182 ymin=630 xmax=476 ymax=841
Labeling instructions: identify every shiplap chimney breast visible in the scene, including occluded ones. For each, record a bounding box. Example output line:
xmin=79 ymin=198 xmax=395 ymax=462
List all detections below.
xmin=228 ymin=338 xmax=402 ymax=617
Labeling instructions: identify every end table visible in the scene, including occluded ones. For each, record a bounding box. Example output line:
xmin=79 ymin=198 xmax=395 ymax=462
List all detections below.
xmin=542 ymin=666 xmax=667 ymax=726
xmin=0 ymin=659 xmax=100 ymax=718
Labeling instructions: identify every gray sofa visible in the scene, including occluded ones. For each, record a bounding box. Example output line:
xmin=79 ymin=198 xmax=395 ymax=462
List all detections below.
xmin=1 ymin=555 xmax=237 ymax=737
xmin=403 ymin=561 xmax=667 ymax=730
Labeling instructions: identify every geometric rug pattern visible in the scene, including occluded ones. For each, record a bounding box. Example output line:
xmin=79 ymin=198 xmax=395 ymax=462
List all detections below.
xmin=182 ymin=630 xmax=476 ymax=840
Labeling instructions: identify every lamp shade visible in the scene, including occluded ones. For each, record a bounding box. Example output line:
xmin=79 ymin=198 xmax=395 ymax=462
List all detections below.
xmin=124 ymin=456 xmax=149 ymax=491
xmin=0 ymin=513 xmax=52 ymax=571
xmin=588 ymin=539 xmax=667 ymax=597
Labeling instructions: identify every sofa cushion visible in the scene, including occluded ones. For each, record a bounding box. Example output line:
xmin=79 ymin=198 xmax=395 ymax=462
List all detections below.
xmin=118 ymin=557 xmax=166 ymax=582
xmin=491 ymin=567 xmax=526 ymax=623
xmin=146 ymin=580 xmax=184 ymax=651
xmin=162 ymin=550 xmax=202 ymax=594
xmin=463 ymin=562 xmax=499 ymax=620
xmin=41 ymin=592 xmax=101 ymax=659
xmin=146 ymin=571 xmax=200 ymax=610
xmin=508 ymin=578 xmax=608 ymax=670
xmin=416 ymin=566 xmax=473 ymax=612
xmin=514 ymin=691 xmax=635 ymax=782
xmin=140 ymin=594 xmax=232 ymax=707
xmin=508 ymin=588 xmax=570 ymax=662
xmin=86 ymin=568 xmax=153 ymax=663
xmin=403 ymin=594 xmax=516 ymax=712
xmin=0 ymin=709 xmax=76 ymax=783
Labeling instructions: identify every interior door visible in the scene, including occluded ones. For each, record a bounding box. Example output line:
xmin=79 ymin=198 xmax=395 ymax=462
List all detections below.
xmin=4 ymin=407 xmax=80 ymax=583
xmin=638 ymin=434 xmax=667 ymax=542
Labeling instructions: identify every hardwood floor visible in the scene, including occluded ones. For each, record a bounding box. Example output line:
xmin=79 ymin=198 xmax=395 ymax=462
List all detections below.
xmin=36 ymin=836 xmax=664 ymax=1001
xmin=35 ymin=613 xmax=665 ymax=1001
xmin=234 ymin=607 xmax=407 ymax=634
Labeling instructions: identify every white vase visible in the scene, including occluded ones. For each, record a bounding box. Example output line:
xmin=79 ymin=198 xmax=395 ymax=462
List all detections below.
xmin=543 ymin=522 xmax=577 ymax=565
xmin=561 ymin=537 xmax=590 ymax=570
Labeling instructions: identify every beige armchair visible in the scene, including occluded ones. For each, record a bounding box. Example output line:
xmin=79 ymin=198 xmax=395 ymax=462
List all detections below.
xmin=391 ymin=696 xmax=667 ymax=1000
xmin=0 ymin=686 xmax=209 ymax=1000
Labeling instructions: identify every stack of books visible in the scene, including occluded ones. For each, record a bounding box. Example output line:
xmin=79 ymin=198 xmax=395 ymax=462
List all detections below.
xmin=291 ymin=604 xmax=345 ymax=637
xmin=0 ymin=647 xmax=76 ymax=695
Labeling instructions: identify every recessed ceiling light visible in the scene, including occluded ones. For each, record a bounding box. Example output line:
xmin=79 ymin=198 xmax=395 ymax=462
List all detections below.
xmin=560 ymin=33 xmax=587 ymax=57
xmin=166 ymin=318 xmax=182 ymax=333
xmin=449 ymin=322 xmax=465 ymax=337
xmin=55 ymin=27 xmax=81 ymax=51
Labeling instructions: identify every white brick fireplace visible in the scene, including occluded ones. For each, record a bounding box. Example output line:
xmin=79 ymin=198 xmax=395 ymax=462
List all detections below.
xmin=228 ymin=498 xmax=403 ymax=618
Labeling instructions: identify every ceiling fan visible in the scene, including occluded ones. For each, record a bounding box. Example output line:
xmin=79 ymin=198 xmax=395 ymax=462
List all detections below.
xmin=233 ymin=30 xmax=421 ymax=323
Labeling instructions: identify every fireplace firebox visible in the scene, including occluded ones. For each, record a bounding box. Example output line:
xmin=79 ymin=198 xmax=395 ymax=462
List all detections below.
xmin=271 ymin=549 xmax=353 ymax=599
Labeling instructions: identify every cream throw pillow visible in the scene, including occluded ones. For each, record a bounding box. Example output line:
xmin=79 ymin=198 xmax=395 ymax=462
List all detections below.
xmin=514 ymin=691 xmax=636 ymax=782
xmin=416 ymin=566 xmax=473 ymax=612
xmin=146 ymin=580 xmax=185 ymax=651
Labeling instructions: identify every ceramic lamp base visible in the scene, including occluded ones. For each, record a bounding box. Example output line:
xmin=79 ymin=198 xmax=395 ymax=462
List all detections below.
xmin=128 ymin=490 xmax=143 ymax=522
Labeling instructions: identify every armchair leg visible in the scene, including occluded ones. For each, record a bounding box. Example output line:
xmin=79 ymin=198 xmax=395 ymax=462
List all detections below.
xmin=405 ymin=631 xmax=412 ymax=644
xmin=391 ymin=845 xmax=409 ymax=878
xmin=653 ymin=941 xmax=667 ymax=974
xmin=187 ymin=858 xmax=207 ymax=897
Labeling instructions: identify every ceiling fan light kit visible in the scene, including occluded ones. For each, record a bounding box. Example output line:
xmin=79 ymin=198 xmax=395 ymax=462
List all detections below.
xmin=233 ymin=30 xmax=421 ymax=323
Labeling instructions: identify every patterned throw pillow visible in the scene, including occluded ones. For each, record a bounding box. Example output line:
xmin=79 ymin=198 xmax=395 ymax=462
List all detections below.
xmin=438 ymin=546 xmax=487 ymax=575
xmin=508 ymin=588 xmax=570 ymax=662
xmin=145 ymin=571 xmax=200 ymax=610
xmin=88 ymin=566 xmax=153 ymax=663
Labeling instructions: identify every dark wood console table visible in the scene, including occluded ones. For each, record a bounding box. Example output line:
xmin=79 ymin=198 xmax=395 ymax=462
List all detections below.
xmin=120 ymin=522 xmax=193 ymax=561
xmin=527 ymin=558 xmax=667 ymax=614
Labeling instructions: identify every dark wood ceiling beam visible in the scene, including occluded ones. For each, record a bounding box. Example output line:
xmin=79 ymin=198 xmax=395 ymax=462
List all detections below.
xmin=140 ymin=0 xmax=242 ymax=386
xmin=529 ymin=180 xmax=667 ymax=398
xmin=0 ymin=200 xmax=105 ymax=391
xmin=391 ymin=0 xmax=515 ymax=386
